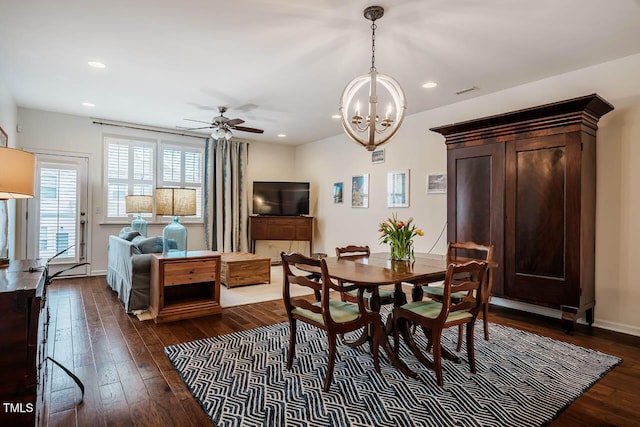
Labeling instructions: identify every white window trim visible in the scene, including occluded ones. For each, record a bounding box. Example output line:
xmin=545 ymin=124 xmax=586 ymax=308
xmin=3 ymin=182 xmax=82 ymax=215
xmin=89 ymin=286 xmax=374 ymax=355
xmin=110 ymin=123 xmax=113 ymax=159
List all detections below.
xmin=102 ymin=134 xmax=206 ymax=225
xmin=157 ymin=140 xmax=204 ymax=224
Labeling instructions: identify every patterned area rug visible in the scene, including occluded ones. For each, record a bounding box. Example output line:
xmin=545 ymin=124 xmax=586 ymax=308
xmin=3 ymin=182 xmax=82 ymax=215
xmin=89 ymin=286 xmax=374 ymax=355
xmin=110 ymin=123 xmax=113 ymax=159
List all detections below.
xmin=165 ymin=319 xmax=621 ymax=427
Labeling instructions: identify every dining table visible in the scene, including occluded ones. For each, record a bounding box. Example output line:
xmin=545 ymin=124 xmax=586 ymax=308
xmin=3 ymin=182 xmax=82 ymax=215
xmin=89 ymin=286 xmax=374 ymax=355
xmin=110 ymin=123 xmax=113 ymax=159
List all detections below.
xmin=297 ymin=252 xmax=480 ymax=378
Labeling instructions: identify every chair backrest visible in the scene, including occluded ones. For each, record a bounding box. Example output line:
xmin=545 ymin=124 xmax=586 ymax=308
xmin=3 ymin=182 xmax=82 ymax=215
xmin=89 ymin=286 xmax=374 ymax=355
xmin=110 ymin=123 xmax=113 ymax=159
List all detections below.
xmin=281 ymin=252 xmax=366 ymax=327
xmin=439 ymin=260 xmax=489 ymax=320
xmin=335 ymin=245 xmax=370 ymax=259
xmin=446 ymin=241 xmax=493 ymax=265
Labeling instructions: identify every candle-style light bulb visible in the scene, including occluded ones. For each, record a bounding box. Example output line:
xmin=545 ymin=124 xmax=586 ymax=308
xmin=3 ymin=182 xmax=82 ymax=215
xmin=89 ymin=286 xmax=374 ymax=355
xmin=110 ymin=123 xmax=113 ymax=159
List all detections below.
xmin=386 ymin=103 xmax=393 ymax=119
xmin=355 ymin=101 xmax=361 ymax=117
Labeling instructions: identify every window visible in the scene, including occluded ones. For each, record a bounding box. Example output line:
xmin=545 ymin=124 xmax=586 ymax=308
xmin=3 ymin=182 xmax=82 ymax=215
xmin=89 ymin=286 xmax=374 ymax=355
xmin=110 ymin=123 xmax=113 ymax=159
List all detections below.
xmin=158 ymin=143 xmax=204 ymax=221
xmin=104 ymin=136 xmax=155 ymax=221
xmin=103 ymin=135 xmax=204 ymax=223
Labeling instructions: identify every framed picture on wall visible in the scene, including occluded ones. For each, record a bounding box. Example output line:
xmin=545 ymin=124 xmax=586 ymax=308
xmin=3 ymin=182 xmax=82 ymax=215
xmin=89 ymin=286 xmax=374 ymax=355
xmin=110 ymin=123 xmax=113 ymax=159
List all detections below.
xmin=427 ymin=173 xmax=447 ymax=194
xmin=351 ymin=174 xmax=369 ymax=208
xmin=333 ymin=182 xmax=343 ymax=203
xmin=371 ymin=148 xmax=385 ymax=164
xmin=387 ymin=169 xmax=409 ymax=207
xmin=0 ymin=126 xmax=7 ymax=147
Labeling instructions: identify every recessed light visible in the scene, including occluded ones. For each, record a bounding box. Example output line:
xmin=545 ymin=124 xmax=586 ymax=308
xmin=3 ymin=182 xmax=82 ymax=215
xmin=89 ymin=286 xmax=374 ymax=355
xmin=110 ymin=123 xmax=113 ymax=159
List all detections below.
xmin=331 ymin=114 xmax=341 ymax=119
xmin=87 ymin=61 xmax=106 ymax=69
xmin=422 ymin=81 xmax=438 ymax=89
xmin=277 ymin=134 xmax=287 ymax=138
xmin=82 ymin=102 xmax=95 ymax=107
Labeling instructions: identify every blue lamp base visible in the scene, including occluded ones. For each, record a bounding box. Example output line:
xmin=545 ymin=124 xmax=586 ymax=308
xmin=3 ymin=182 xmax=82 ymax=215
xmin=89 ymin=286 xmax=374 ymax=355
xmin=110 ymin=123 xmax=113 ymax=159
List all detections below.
xmin=163 ymin=216 xmax=187 ymax=256
xmin=131 ymin=214 xmax=148 ymax=237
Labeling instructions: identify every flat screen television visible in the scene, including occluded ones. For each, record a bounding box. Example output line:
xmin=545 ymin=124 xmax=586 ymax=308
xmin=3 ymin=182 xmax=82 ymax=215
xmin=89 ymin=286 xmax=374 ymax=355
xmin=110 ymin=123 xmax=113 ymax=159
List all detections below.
xmin=253 ymin=181 xmax=310 ymax=216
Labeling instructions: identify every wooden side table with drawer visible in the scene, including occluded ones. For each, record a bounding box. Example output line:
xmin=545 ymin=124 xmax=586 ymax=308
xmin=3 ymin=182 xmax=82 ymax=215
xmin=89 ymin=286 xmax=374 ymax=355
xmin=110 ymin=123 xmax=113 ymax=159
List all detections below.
xmin=149 ymin=250 xmax=222 ymax=323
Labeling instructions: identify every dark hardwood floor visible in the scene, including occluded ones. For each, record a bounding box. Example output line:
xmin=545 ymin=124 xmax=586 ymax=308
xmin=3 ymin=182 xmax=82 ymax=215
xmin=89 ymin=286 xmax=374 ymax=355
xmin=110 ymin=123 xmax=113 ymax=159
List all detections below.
xmin=42 ymin=276 xmax=640 ymax=426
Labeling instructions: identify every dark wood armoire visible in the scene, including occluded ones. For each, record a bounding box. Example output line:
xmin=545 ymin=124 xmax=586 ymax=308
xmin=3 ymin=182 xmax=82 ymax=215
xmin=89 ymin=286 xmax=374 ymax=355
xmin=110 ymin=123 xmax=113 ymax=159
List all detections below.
xmin=430 ymin=94 xmax=614 ymax=330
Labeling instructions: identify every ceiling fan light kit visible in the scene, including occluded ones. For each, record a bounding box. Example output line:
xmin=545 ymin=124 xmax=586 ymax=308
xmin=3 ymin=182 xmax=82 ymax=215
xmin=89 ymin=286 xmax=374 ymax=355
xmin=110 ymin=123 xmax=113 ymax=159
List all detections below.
xmin=339 ymin=5 xmax=407 ymax=151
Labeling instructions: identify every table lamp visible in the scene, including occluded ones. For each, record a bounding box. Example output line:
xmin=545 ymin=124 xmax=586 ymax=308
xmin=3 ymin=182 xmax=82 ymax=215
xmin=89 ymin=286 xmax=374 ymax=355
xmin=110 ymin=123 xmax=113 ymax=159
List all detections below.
xmin=125 ymin=195 xmax=153 ymax=237
xmin=155 ymin=188 xmax=196 ymax=256
xmin=0 ymin=147 xmax=36 ymax=267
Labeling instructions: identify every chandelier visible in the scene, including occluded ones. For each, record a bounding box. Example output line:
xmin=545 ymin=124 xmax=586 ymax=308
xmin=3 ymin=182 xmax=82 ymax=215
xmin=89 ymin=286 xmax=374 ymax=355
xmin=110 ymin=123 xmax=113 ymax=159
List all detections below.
xmin=339 ymin=5 xmax=406 ymax=151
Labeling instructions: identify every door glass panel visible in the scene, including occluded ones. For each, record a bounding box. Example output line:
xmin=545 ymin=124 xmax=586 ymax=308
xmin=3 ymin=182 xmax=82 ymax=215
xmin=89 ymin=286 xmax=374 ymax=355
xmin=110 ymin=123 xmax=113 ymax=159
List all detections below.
xmin=38 ymin=166 xmax=78 ymax=261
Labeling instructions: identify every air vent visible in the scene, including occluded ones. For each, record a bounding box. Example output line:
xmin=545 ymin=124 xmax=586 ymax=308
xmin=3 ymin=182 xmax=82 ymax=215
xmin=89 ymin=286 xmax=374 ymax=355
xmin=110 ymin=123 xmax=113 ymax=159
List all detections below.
xmin=455 ymin=86 xmax=478 ymax=95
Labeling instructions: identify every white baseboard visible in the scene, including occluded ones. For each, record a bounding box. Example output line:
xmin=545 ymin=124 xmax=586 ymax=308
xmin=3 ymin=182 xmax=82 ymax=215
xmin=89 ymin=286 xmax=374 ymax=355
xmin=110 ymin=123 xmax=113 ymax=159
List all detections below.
xmin=91 ymin=269 xmax=106 ymax=276
xmin=490 ymin=297 xmax=640 ymax=337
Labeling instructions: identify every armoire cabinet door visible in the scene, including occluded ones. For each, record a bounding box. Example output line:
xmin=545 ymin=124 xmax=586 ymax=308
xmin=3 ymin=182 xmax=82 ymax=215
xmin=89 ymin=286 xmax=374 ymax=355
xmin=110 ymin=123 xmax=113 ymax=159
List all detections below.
xmin=505 ymin=133 xmax=582 ymax=307
xmin=447 ymin=143 xmax=505 ymax=295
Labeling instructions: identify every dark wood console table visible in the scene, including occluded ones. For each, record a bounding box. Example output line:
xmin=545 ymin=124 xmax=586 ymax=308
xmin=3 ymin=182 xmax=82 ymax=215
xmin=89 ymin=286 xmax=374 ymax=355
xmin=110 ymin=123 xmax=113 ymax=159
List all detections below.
xmin=249 ymin=215 xmax=313 ymax=256
xmin=0 ymin=259 xmax=48 ymax=426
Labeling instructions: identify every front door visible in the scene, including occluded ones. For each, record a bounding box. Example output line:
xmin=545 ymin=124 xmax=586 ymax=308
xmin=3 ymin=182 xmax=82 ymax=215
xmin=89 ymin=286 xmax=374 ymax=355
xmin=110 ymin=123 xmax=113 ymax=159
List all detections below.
xmin=25 ymin=152 xmax=90 ymax=277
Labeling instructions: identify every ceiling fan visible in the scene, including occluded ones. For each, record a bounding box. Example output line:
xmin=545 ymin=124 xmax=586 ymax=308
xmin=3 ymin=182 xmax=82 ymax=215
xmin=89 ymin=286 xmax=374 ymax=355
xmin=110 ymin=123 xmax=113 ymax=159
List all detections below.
xmin=182 ymin=106 xmax=264 ymax=139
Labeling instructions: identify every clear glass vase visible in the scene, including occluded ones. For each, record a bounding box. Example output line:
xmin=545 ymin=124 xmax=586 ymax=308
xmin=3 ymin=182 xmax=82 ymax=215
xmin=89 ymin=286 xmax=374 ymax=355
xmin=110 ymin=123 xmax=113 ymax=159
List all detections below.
xmin=389 ymin=240 xmax=413 ymax=261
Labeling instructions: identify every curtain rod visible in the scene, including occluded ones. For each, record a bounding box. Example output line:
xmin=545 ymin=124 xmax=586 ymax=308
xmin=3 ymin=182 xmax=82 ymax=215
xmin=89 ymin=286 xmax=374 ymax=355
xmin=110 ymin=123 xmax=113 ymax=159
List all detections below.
xmin=92 ymin=119 xmax=207 ymax=139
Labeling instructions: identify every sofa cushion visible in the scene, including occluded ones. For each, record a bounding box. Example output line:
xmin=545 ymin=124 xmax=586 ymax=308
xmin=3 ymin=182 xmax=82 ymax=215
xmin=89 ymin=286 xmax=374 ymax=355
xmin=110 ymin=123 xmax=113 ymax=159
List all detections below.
xmin=119 ymin=228 xmax=141 ymax=241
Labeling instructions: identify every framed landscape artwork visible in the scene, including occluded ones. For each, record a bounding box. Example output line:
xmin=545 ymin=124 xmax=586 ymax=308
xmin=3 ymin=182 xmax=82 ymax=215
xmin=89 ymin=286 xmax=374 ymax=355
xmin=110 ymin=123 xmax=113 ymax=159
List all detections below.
xmin=371 ymin=148 xmax=385 ymax=164
xmin=351 ymin=174 xmax=369 ymax=208
xmin=333 ymin=182 xmax=343 ymax=203
xmin=427 ymin=173 xmax=447 ymax=194
xmin=387 ymin=169 xmax=409 ymax=207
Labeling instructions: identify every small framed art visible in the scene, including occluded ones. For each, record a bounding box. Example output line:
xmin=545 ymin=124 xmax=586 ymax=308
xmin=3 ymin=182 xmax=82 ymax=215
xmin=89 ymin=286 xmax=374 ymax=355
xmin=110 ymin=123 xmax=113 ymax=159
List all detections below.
xmin=333 ymin=182 xmax=343 ymax=203
xmin=371 ymin=148 xmax=385 ymax=164
xmin=427 ymin=173 xmax=447 ymax=194
xmin=387 ymin=169 xmax=409 ymax=207
xmin=351 ymin=174 xmax=369 ymax=208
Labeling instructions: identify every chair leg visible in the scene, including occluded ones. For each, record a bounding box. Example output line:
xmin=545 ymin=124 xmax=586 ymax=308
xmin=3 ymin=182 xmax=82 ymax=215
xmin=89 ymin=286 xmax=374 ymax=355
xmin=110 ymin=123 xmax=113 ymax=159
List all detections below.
xmin=483 ymin=302 xmax=490 ymax=341
xmin=392 ymin=310 xmax=401 ymax=354
xmin=456 ymin=324 xmax=464 ymax=352
xmin=431 ymin=332 xmax=444 ymax=387
xmin=324 ymin=333 xmax=338 ymax=392
xmin=287 ymin=319 xmax=296 ymax=370
xmin=466 ymin=321 xmax=477 ymax=374
xmin=422 ymin=326 xmax=433 ymax=353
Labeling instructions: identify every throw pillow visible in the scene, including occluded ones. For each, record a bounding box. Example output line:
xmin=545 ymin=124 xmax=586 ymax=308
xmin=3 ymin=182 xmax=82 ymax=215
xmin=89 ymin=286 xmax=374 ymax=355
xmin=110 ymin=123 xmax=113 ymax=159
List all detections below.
xmin=135 ymin=236 xmax=165 ymax=254
xmin=119 ymin=227 xmax=141 ymax=241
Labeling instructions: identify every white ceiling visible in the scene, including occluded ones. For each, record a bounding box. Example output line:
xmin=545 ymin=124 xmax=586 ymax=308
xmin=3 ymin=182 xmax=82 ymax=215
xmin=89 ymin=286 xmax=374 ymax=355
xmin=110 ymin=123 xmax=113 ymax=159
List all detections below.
xmin=1 ymin=0 xmax=640 ymax=145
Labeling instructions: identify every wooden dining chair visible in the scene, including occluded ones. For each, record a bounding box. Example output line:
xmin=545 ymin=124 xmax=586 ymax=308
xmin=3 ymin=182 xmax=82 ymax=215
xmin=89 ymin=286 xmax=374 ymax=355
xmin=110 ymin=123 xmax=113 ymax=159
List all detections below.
xmin=335 ymin=245 xmax=395 ymax=308
xmin=281 ymin=252 xmax=382 ymax=392
xmin=422 ymin=241 xmax=494 ymax=351
xmin=393 ymin=260 xmax=488 ymax=386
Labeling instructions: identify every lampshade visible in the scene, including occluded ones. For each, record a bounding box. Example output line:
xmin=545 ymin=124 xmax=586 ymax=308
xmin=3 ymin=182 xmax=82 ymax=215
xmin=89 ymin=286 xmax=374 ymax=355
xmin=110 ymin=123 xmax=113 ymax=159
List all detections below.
xmin=155 ymin=188 xmax=196 ymax=216
xmin=155 ymin=188 xmax=196 ymax=256
xmin=125 ymin=195 xmax=153 ymax=237
xmin=125 ymin=195 xmax=153 ymax=214
xmin=0 ymin=147 xmax=36 ymax=199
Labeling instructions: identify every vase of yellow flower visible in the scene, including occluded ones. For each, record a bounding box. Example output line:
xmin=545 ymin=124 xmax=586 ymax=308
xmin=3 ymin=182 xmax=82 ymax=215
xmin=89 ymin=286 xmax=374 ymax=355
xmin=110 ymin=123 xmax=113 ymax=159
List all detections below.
xmin=378 ymin=213 xmax=424 ymax=261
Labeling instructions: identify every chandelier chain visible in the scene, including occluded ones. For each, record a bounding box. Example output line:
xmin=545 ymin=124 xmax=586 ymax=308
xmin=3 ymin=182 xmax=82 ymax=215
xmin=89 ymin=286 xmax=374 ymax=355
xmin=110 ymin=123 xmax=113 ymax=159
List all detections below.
xmin=370 ymin=22 xmax=377 ymax=72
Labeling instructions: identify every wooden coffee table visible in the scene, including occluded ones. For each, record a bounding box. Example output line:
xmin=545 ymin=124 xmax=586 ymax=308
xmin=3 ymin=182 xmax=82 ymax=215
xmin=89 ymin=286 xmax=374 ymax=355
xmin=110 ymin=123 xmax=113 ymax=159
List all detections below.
xmin=220 ymin=252 xmax=271 ymax=288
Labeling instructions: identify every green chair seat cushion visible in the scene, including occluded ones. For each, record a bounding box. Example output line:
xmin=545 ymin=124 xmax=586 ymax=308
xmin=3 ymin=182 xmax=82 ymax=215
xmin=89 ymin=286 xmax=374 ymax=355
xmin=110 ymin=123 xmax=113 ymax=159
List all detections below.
xmin=422 ymin=285 xmax=467 ymax=300
xmin=345 ymin=288 xmax=395 ymax=301
xmin=292 ymin=300 xmax=361 ymax=325
xmin=401 ymin=300 xmax=473 ymax=323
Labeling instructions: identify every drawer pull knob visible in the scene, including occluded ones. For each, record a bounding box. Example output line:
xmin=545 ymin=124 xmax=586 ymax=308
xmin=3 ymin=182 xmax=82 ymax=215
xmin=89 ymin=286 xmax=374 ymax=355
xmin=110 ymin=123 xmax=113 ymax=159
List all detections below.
xmin=189 ymin=270 xmax=194 ymax=275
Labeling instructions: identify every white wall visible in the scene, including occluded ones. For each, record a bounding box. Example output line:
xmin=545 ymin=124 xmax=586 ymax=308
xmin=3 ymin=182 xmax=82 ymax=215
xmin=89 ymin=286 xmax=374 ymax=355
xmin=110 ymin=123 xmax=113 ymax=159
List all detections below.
xmin=15 ymin=109 xmax=298 ymax=273
xmin=296 ymin=53 xmax=640 ymax=336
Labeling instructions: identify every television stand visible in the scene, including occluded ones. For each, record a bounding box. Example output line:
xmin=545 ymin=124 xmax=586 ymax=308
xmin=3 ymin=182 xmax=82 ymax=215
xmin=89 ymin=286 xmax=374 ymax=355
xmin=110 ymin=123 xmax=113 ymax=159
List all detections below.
xmin=249 ymin=215 xmax=313 ymax=256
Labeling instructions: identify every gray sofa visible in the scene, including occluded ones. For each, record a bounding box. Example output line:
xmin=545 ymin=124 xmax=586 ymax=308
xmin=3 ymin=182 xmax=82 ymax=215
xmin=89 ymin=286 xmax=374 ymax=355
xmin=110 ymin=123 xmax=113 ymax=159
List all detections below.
xmin=106 ymin=230 xmax=164 ymax=313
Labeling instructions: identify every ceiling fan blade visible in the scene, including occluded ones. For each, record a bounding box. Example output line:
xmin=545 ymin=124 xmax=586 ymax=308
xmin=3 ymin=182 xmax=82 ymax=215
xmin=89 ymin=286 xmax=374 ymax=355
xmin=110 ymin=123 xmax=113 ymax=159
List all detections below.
xmin=226 ymin=118 xmax=245 ymax=126
xmin=177 ymin=125 xmax=213 ymax=131
xmin=232 ymin=125 xmax=264 ymax=134
xmin=183 ymin=118 xmax=214 ymax=125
